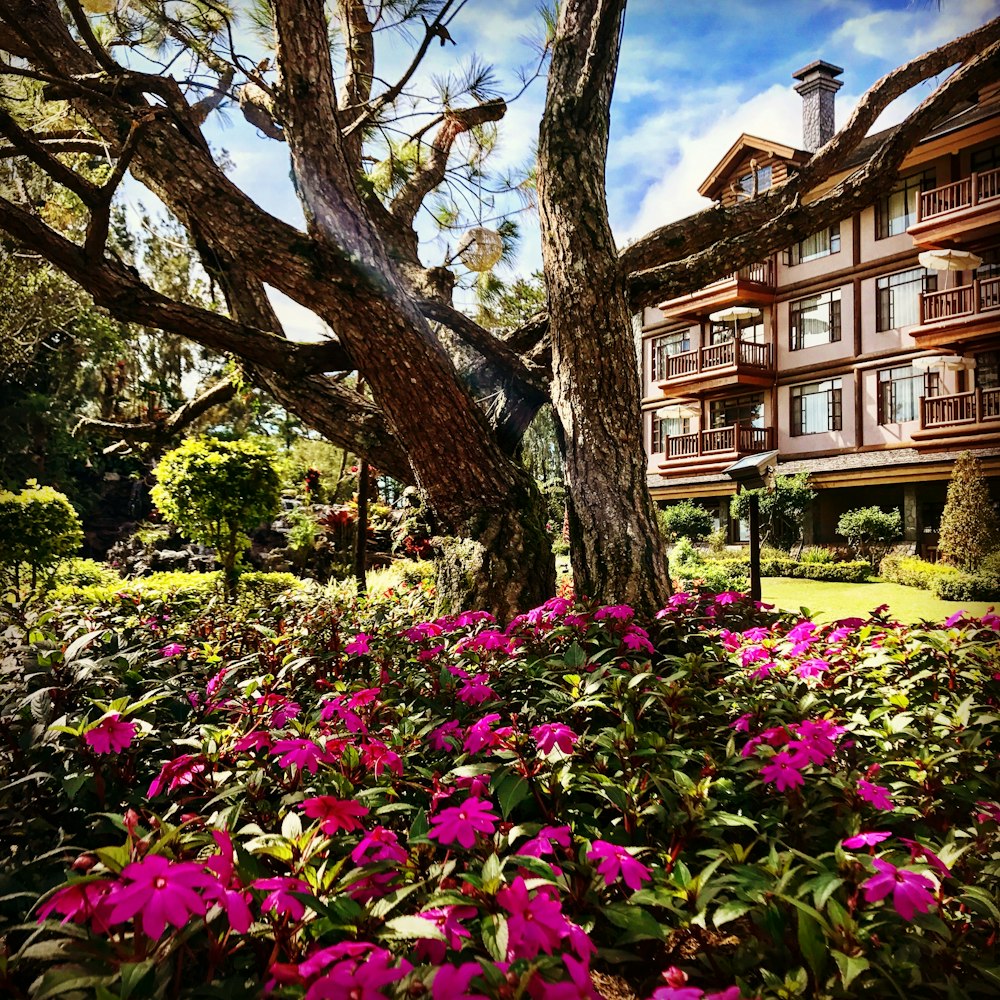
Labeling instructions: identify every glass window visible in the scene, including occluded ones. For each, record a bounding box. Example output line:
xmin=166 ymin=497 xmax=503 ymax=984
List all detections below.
xmin=650 ymin=412 xmax=690 ymax=453
xmin=876 ymin=169 xmax=935 ymax=239
xmin=791 ymin=379 xmax=842 ymax=435
xmin=878 ymin=365 xmax=939 ymax=424
xmin=709 ymin=315 xmax=764 ymax=344
xmin=709 ymin=393 xmax=764 ymax=429
xmin=649 ymin=330 xmax=691 ymax=381
xmin=790 ymin=289 xmax=841 ymax=350
xmin=876 ymin=267 xmax=937 ymax=331
xmin=975 ymin=351 xmax=999 ymax=391
xmin=790 ymin=224 xmax=841 ymax=265
xmin=737 ymin=164 xmax=772 ymax=201
xmin=971 ymin=143 xmax=1000 ymax=173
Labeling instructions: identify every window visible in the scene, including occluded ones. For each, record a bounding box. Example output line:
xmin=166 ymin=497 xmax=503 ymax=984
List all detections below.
xmin=971 ymin=143 xmax=1000 ymax=173
xmin=710 ymin=393 xmax=764 ymax=429
xmin=878 ymin=365 xmax=939 ymax=424
xmin=709 ymin=315 xmax=764 ymax=344
xmin=790 ymin=224 xmax=841 ymax=265
xmin=737 ymin=164 xmax=772 ymax=201
xmin=650 ymin=412 xmax=690 ymax=453
xmin=876 ymin=170 xmax=935 ymax=239
xmin=876 ymin=267 xmax=937 ymax=331
xmin=791 ymin=379 xmax=842 ymax=435
xmin=790 ymin=289 xmax=841 ymax=350
xmin=649 ymin=330 xmax=691 ymax=381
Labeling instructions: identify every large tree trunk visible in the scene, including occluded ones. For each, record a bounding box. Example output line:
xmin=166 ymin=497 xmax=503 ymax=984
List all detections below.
xmin=537 ymin=0 xmax=671 ymax=615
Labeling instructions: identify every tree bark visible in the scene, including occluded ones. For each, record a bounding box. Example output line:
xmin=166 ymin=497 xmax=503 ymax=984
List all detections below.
xmin=537 ymin=0 xmax=671 ymax=615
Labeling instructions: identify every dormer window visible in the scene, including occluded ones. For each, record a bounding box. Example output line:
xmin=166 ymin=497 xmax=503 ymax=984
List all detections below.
xmin=737 ymin=164 xmax=772 ymax=201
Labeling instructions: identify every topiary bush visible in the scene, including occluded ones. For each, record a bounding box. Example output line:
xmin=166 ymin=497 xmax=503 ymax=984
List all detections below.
xmin=151 ymin=437 xmax=282 ymax=598
xmin=836 ymin=506 xmax=903 ymax=568
xmin=0 ymin=482 xmax=83 ymax=593
xmin=880 ymin=554 xmax=959 ymax=591
xmin=938 ymin=452 xmax=1000 ymax=572
xmin=931 ymin=570 xmax=1000 ymax=602
xmin=657 ymin=499 xmax=714 ymax=542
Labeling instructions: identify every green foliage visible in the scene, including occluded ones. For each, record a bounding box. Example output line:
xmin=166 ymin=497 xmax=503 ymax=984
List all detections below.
xmin=880 ymin=554 xmax=959 ymax=591
xmin=51 ymin=557 xmax=122 ymax=590
xmin=731 ymin=473 xmax=816 ymax=550
xmin=931 ymin=570 xmax=1000 ymax=602
xmin=669 ymin=537 xmax=750 ymax=592
xmin=799 ymin=546 xmax=835 ymax=564
xmin=151 ymin=437 xmax=281 ymax=594
xmin=657 ymin=499 xmax=714 ymax=542
xmin=836 ymin=506 xmax=903 ymax=567
xmin=938 ymin=452 xmax=1000 ymax=572
xmin=0 ymin=482 xmax=83 ymax=591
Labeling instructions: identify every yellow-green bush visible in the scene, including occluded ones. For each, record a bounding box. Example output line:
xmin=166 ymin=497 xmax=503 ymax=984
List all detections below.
xmin=0 ymin=483 xmax=82 ymax=591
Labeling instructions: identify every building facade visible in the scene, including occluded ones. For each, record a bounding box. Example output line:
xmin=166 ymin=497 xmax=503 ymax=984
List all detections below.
xmin=642 ymin=62 xmax=1000 ymax=556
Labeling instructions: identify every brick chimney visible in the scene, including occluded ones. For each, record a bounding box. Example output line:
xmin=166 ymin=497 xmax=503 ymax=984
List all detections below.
xmin=793 ymin=60 xmax=844 ymax=152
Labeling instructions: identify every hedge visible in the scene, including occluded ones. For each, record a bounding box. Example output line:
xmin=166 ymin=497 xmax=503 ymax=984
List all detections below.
xmin=880 ymin=554 xmax=959 ymax=591
xmin=931 ymin=571 xmax=1000 ymax=602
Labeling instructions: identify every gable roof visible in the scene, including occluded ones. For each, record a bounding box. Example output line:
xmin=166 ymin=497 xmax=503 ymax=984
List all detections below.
xmin=697 ymin=134 xmax=810 ymax=200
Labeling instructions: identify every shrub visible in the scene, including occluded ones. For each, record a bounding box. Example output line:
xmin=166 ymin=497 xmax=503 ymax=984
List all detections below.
xmin=657 ymin=499 xmax=713 ymax=542
xmin=151 ymin=438 xmax=282 ymax=597
xmin=879 ymin=554 xmax=958 ymax=591
xmin=938 ymin=451 xmax=1000 ymax=572
xmin=836 ymin=506 xmax=902 ymax=568
xmin=799 ymin=546 xmax=835 ymax=564
xmin=730 ymin=472 xmax=816 ymax=550
xmin=51 ymin=557 xmax=122 ymax=590
xmin=706 ymin=526 xmax=728 ymax=554
xmin=0 ymin=482 xmax=83 ymax=592
xmin=931 ymin=570 xmax=1000 ymax=602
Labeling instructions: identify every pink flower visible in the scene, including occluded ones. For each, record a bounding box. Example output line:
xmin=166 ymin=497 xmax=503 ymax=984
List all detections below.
xmin=352 ymin=826 xmax=408 ymax=866
xmin=84 ymin=714 xmax=136 ymax=754
xmin=857 ymin=779 xmax=895 ymax=811
xmin=587 ymin=840 xmax=651 ymax=891
xmin=413 ymin=905 xmax=477 ymax=964
xmin=433 ymin=963 xmax=489 ymax=1000
xmin=254 ymin=694 xmax=301 ymax=727
xmin=862 ymin=857 xmax=936 ymax=921
xmin=37 ymin=880 xmax=114 ymax=933
xmin=429 ymin=796 xmax=499 ymax=848
xmin=739 ymin=645 xmax=769 ymax=666
xmin=974 ymin=800 xmax=1000 ymax=824
xmin=319 ymin=695 xmax=363 ymax=733
xmin=456 ymin=673 xmax=497 ymax=705
xmin=463 ymin=713 xmax=502 ymax=754
xmin=429 ymin=720 xmax=462 ymax=751
xmin=528 ymin=953 xmax=599 ymax=999
xmin=795 ymin=658 xmax=829 ymax=679
xmin=270 ymin=738 xmax=333 ymax=774
xmin=714 ymin=591 xmax=741 ymax=605
xmin=204 ymin=831 xmax=252 ymax=933
xmin=106 ymin=855 xmax=216 ymax=938
xmin=497 ymin=876 xmax=570 ymax=959
xmin=460 ymin=628 xmax=513 ymax=653
xmin=532 ymin=722 xmax=578 ymax=755
xmin=345 ymin=632 xmax=370 ymax=656
xmin=730 ymin=713 xmax=753 ymax=733
xmin=148 ymin=754 xmax=206 ymax=797
xmin=595 ymin=603 xmax=634 ymax=621
xmin=253 ymin=876 xmax=311 ymax=920
xmin=520 ymin=825 xmax=572 ymax=858
xmin=231 ymin=731 xmax=272 ymax=753
xmin=622 ymin=625 xmax=654 ymax=653
xmin=305 ymin=947 xmax=410 ymax=999
xmin=842 ymin=831 xmax=892 ymax=849
xmin=759 ymin=751 xmax=806 ymax=792
xmin=301 ymin=796 xmax=369 ymax=834
xmin=160 ymin=642 xmax=186 ymax=657
xmin=361 ymin=741 xmax=403 ymax=778
xmin=899 ymin=838 xmax=952 ymax=878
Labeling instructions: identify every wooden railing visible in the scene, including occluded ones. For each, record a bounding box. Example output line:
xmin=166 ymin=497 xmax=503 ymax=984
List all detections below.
xmin=918 ymin=165 xmax=1000 ymax=221
xmin=705 ymin=259 xmax=775 ymax=288
xmin=919 ymin=276 xmax=1000 ymax=324
xmin=921 ymin=387 xmax=1000 ymax=430
xmin=665 ymin=423 xmax=775 ymax=460
xmin=662 ymin=340 xmax=772 ymax=381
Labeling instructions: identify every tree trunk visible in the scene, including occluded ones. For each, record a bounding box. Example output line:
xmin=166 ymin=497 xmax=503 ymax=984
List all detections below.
xmin=537 ymin=0 xmax=671 ymax=615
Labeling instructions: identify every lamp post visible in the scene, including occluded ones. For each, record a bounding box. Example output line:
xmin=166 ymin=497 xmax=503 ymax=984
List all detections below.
xmin=724 ymin=450 xmax=778 ymax=603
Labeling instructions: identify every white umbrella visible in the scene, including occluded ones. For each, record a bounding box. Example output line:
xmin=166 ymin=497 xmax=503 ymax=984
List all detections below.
xmin=917 ymin=249 xmax=983 ymax=271
xmin=912 ymin=355 xmax=975 ymax=372
xmin=708 ymin=306 xmax=761 ymax=342
xmin=657 ymin=403 xmax=700 ymax=420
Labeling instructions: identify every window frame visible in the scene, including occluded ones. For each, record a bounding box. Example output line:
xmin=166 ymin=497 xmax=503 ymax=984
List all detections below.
xmin=736 ymin=164 xmax=772 ymax=201
xmin=876 ymin=169 xmax=935 ymax=240
xmin=877 ymin=365 xmax=940 ymax=425
xmin=789 ymin=289 xmax=842 ymax=351
xmin=790 ymin=378 xmax=843 ymax=436
xmin=649 ymin=330 xmax=692 ymax=381
xmin=875 ymin=267 xmax=937 ymax=332
xmin=789 ymin=224 xmax=841 ymax=265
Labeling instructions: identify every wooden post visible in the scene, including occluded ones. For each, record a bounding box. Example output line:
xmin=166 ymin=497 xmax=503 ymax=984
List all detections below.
xmin=749 ymin=491 xmax=762 ymax=603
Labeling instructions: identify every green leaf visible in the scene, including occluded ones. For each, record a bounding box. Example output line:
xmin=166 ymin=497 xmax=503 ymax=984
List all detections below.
xmin=833 ymin=951 xmax=870 ymax=989
xmin=493 ymin=771 xmax=531 ymax=819
xmin=713 ymin=900 xmax=754 ymax=927
xmin=797 ymin=909 xmax=828 ymax=983
xmin=603 ymin=903 xmax=665 ymax=940
xmin=382 ymin=914 xmax=441 ymax=940
xmin=481 ymin=913 xmax=509 ymax=962
xmin=481 ymin=853 xmax=502 ymax=893
xmin=119 ymin=961 xmax=154 ymax=998
xmin=563 ymin=642 xmax=586 ymax=669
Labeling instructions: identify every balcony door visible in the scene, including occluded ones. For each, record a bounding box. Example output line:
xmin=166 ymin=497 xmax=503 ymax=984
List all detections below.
xmin=710 ymin=393 xmax=765 ymax=429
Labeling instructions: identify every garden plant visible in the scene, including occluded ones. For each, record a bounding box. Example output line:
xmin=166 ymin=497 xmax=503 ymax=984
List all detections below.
xmin=1 ymin=580 xmax=998 ymax=999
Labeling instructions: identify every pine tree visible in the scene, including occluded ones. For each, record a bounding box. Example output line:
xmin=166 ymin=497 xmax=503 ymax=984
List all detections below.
xmin=938 ymin=452 xmax=1000 ymax=572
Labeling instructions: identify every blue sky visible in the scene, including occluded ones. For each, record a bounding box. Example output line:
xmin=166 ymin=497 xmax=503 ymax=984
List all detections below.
xmin=130 ymin=0 xmax=1000 ymax=337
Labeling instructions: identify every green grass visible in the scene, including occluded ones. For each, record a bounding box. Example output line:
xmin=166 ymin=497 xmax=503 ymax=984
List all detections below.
xmin=761 ymin=576 xmax=996 ymax=624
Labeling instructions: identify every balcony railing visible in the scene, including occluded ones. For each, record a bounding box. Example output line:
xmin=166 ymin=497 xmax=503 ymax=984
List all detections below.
xmin=918 ymin=276 xmax=1000 ymax=324
xmin=661 ymin=339 xmax=772 ymax=382
xmin=706 ymin=260 xmax=774 ymax=288
xmin=920 ymin=387 xmax=1000 ymax=430
xmin=663 ymin=423 xmax=775 ymax=461
xmin=918 ymin=165 xmax=1000 ymax=222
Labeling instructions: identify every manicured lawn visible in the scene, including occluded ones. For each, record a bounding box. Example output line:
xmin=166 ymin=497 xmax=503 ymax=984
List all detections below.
xmin=762 ymin=576 xmax=996 ymax=623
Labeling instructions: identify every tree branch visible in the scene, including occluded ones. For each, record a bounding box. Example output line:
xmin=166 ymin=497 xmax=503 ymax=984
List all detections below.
xmin=337 ymin=0 xmax=374 ymax=170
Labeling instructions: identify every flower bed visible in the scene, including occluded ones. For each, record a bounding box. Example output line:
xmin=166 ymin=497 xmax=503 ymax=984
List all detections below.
xmin=1 ymin=587 xmax=999 ymax=999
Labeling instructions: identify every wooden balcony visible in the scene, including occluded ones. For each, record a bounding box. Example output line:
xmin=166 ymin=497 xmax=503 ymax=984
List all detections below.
xmin=657 ymin=260 xmax=775 ymax=321
xmin=908 ymin=166 xmax=1000 ymax=247
xmin=657 ymin=339 xmax=775 ymax=398
xmin=657 ymin=423 xmax=776 ymax=475
xmin=910 ymin=276 xmax=1000 ymax=350
xmin=911 ymin=386 xmax=1000 ymax=450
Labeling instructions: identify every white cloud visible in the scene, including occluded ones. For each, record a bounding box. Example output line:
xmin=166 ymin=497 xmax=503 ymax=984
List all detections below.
xmin=266 ymin=287 xmax=331 ymax=343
